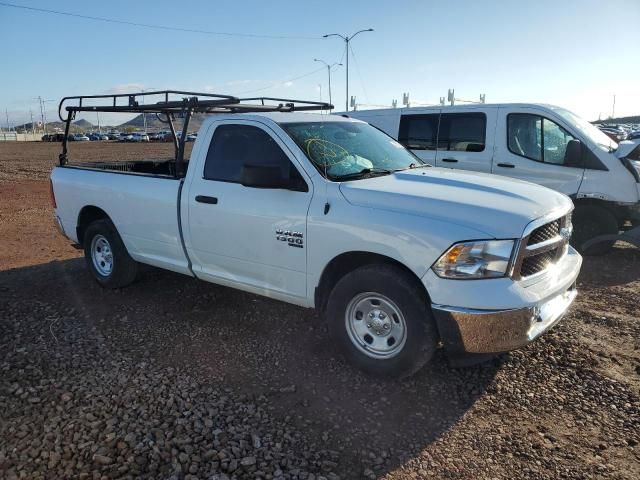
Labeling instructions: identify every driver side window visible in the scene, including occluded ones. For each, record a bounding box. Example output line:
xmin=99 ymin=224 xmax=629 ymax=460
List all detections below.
xmin=507 ymin=114 xmax=577 ymax=166
xmin=203 ymin=124 xmax=304 ymax=184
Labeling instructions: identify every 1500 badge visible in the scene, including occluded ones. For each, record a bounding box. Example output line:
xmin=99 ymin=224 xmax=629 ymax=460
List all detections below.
xmin=276 ymin=229 xmax=304 ymax=248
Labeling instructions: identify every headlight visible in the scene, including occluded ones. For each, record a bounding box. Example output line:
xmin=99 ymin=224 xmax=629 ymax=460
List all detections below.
xmin=432 ymin=240 xmax=515 ymax=279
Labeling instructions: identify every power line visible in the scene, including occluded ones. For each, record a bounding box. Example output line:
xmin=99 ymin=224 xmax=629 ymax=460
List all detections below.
xmin=348 ymin=43 xmax=370 ymax=104
xmin=0 ymin=1 xmax=321 ymax=40
xmin=233 ymin=66 xmax=326 ymax=95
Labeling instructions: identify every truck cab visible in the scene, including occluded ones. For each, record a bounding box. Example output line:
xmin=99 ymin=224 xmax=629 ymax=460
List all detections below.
xmin=347 ymin=104 xmax=640 ymax=254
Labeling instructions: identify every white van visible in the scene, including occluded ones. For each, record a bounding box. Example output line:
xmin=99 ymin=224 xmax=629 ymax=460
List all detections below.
xmin=346 ymin=104 xmax=640 ymax=254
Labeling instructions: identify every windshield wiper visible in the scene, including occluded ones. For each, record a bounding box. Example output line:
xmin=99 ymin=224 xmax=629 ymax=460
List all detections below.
xmin=406 ymin=162 xmax=431 ymax=169
xmin=332 ymin=167 xmax=394 ymax=181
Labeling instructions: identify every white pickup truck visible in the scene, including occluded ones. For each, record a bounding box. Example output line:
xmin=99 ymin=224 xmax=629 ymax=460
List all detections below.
xmin=51 ymin=91 xmax=582 ymax=377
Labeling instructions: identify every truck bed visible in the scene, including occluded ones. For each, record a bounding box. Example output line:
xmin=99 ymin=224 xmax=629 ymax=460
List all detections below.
xmin=71 ymin=159 xmax=188 ymax=177
xmin=51 ymin=165 xmax=190 ymax=275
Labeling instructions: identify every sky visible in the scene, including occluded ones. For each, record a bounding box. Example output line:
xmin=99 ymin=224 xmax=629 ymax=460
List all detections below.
xmin=1 ymin=0 xmax=639 ymax=128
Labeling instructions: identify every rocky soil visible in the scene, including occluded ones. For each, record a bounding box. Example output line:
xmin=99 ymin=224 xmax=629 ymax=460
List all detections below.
xmin=0 ymin=143 xmax=638 ymax=479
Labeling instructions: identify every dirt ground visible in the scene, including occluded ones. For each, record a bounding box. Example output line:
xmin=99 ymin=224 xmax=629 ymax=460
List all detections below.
xmin=0 ymin=142 xmax=639 ymax=480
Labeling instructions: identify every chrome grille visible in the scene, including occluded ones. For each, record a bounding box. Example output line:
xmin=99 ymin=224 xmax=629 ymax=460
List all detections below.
xmin=528 ymin=219 xmax=561 ymax=246
xmin=513 ymin=212 xmax=572 ymax=279
xmin=520 ymin=249 xmax=559 ymax=277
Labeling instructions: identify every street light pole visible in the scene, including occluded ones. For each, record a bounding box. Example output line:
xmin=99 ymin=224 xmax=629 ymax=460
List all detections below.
xmin=140 ymin=88 xmax=157 ymax=132
xmin=314 ymin=59 xmax=342 ymax=108
xmin=323 ymin=29 xmax=373 ymax=111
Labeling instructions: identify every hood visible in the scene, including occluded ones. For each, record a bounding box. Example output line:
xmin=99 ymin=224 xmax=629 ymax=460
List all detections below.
xmin=614 ymin=140 xmax=640 ymax=159
xmin=338 ymin=168 xmax=572 ymax=238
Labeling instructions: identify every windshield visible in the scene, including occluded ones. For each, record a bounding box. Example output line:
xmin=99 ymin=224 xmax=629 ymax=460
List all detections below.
xmin=552 ymin=106 xmax=618 ymax=152
xmin=282 ymin=121 xmax=424 ymax=180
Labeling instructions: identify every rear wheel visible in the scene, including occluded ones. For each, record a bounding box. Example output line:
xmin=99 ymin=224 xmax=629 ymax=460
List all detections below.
xmin=326 ymin=264 xmax=438 ymax=378
xmin=571 ymin=205 xmax=619 ymax=256
xmin=83 ymin=219 xmax=138 ymax=288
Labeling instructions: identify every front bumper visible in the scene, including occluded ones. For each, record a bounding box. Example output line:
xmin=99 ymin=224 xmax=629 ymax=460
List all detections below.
xmin=427 ymin=245 xmax=582 ymax=357
xmin=432 ymin=285 xmax=576 ymax=355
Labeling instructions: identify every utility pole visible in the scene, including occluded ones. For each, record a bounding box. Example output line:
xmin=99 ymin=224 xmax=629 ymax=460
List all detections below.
xmin=314 ymin=58 xmax=342 ymax=108
xmin=5 ymin=108 xmax=9 ymax=131
xmin=37 ymin=96 xmax=48 ymax=135
xmin=30 ymin=110 xmax=34 ymax=134
xmin=140 ymin=88 xmax=157 ymax=132
xmin=612 ymin=94 xmax=616 ymax=119
xmin=323 ymin=29 xmax=373 ymax=111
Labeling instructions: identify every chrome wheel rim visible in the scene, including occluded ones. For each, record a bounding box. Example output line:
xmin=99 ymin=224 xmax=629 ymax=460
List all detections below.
xmin=345 ymin=292 xmax=407 ymax=359
xmin=91 ymin=235 xmax=113 ymax=276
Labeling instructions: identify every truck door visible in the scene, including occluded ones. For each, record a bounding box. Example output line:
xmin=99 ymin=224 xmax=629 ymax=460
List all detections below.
xmin=493 ymin=108 xmax=584 ymax=195
xmin=184 ymin=120 xmax=312 ymax=300
xmin=397 ymin=111 xmax=440 ymax=165
xmin=434 ymin=110 xmax=494 ymax=172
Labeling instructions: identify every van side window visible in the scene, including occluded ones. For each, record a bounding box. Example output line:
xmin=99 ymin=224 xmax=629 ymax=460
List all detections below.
xmin=398 ymin=114 xmax=439 ymax=150
xmin=438 ymin=113 xmax=486 ymax=152
xmin=507 ymin=114 xmax=577 ymax=165
xmin=204 ymin=124 xmax=303 ymax=184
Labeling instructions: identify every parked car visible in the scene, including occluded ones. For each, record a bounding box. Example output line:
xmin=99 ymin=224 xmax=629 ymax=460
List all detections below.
xmin=107 ymin=132 xmax=120 ymax=140
xmin=119 ymin=133 xmax=133 ymax=142
xmin=187 ymin=132 xmax=197 ymax=142
xmin=89 ymin=133 xmax=108 ymax=141
xmin=68 ymin=133 xmax=90 ymax=141
xmin=598 ymin=125 xmax=627 ymax=142
xmin=51 ymin=106 xmax=582 ymax=378
xmin=346 ymin=103 xmax=640 ymax=254
xmin=131 ymin=132 xmax=150 ymax=142
xmin=161 ymin=131 xmax=176 ymax=142
xmin=626 ymin=130 xmax=640 ymax=141
xmin=42 ymin=133 xmax=66 ymax=142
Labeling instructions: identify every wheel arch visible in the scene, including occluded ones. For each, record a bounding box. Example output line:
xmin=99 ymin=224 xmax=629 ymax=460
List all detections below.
xmin=76 ymin=205 xmax=112 ymax=245
xmin=314 ymin=251 xmax=430 ymax=312
xmin=573 ymin=198 xmax=626 ymax=227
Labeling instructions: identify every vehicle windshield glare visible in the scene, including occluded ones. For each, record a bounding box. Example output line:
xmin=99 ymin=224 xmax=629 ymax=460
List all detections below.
xmin=282 ymin=121 xmax=424 ymax=180
xmin=552 ymin=106 xmax=618 ymax=152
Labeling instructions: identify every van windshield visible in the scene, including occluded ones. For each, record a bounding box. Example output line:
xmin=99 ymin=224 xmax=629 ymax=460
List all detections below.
xmin=552 ymin=107 xmax=618 ymax=153
xmin=282 ymin=121 xmax=424 ymax=181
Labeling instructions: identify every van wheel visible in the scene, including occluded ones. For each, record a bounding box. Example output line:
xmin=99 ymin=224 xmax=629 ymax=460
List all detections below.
xmin=83 ymin=219 xmax=138 ymax=288
xmin=571 ymin=205 xmax=619 ymax=256
xmin=326 ymin=264 xmax=438 ymax=378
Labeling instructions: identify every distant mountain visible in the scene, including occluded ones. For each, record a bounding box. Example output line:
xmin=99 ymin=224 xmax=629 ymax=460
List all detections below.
xmin=118 ymin=113 xmax=208 ymax=132
xmin=73 ymin=119 xmax=93 ymax=128
xmin=593 ymin=115 xmax=640 ymax=124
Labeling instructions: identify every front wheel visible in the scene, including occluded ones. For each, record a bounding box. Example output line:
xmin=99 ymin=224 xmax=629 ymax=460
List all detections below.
xmin=83 ymin=219 xmax=138 ymax=288
xmin=326 ymin=264 xmax=438 ymax=378
xmin=571 ymin=205 xmax=619 ymax=256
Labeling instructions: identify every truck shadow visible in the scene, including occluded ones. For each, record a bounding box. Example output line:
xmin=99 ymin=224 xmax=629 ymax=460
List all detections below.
xmin=578 ymin=244 xmax=640 ymax=287
xmin=2 ymin=251 xmax=628 ymax=478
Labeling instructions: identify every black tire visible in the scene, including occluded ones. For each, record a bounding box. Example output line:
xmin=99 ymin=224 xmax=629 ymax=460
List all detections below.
xmin=83 ymin=219 xmax=138 ymax=288
xmin=571 ymin=205 xmax=619 ymax=256
xmin=325 ymin=263 xmax=438 ymax=378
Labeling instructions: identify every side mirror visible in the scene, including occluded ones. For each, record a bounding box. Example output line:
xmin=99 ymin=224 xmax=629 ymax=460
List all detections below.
xmin=241 ymin=164 xmax=305 ymax=191
xmin=564 ymin=139 xmax=583 ymax=168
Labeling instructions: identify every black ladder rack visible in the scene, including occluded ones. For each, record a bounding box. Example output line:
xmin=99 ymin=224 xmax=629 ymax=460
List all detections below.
xmin=57 ymin=90 xmax=333 ymax=177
